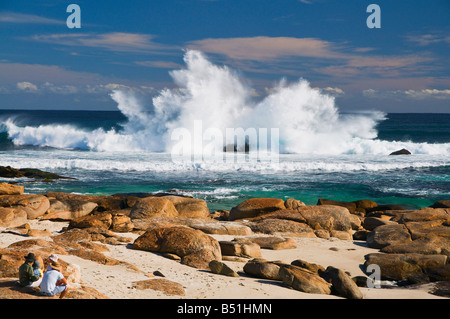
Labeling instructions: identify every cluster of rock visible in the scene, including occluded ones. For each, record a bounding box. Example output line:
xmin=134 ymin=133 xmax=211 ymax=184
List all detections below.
xmin=0 ymin=166 xmax=75 ymax=181
xmin=0 ymin=181 xmax=449 ymax=298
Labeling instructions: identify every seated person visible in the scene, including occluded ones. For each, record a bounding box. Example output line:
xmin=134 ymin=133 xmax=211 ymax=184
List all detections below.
xmin=18 ymin=253 xmax=41 ymax=288
xmin=40 ymin=261 xmax=69 ymax=299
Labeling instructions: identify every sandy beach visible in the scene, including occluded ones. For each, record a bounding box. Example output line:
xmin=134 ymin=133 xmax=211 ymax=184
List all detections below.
xmin=1 ymin=218 xmax=444 ymax=300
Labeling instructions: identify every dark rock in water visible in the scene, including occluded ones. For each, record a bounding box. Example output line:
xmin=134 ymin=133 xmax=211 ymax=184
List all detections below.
xmin=389 ymin=149 xmax=411 ymax=155
xmin=430 ymin=199 xmax=450 ymax=209
xmin=0 ymin=166 xmax=22 ymax=178
xmin=223 ymin=142 xmax=250 ymax=153
xmin=0 ymin=166 xmax=75 ymax=180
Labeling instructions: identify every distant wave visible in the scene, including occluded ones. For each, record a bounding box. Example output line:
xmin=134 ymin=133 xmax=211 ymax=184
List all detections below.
xmin=1 ymin=50 xmax=450 ymax=156
xmin=0 ymin=153 xmax=448 ymax=173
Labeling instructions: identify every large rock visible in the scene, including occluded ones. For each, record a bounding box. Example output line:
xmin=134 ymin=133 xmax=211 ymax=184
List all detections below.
xmin=362 ymin=216 xmax=398 ymax=231
xmin=189 ymin=220 xmax=252 ymax=236
xmin=279 ymin=265 xmax=331 ymax=295
xmin=364 ymin=253 xmax=447 ymax=282
xmin=248 ymin=219 xmax=316 ymax=237
xmin=353 ymin=199 xmax=378 ymax=211
xmin=284 ymin=198 xmax=306 ymax=209
xmin=229 ymin=198 xmax=286 ymax=220
xmin=219 ymin=240 xmax=261 ymax=258
xmin=317 ymin=199 xmax=357 ymax=213
xmin=129 ymin=197 xmax=179 ymax=219
xmin=404 ymin=220 xmax=450 ymax=240
xmin=52 ymin=228 xmax=92 ymax=243
xmin=297 ymin=205 xmax=353 ymax=232
xmin=324 ymin=266 xmax=363 ymax=299
xmin=366 ymin=224 xmax=412 ymax=249
xmin=0 ymin=183 xmax=24 ymax=195
xmin=110 ymin=213 xmax=134 ymax=232
xmin=0 ymin=207 xmax=28 ymax=228
xmin=389 ymin=149 xmax=411 ymax=155
xmin=69 ymin=212 xmax=113 ymax=230
xmin=381 ymin=236 xmax=450 ymax=256
xmin=42 ymin=199 xmax=98 ymax=220
xmin=291 ymin=259 xmax=325 ymax=274
xmin=243 ymin=259 xmax=282 ymax=281
xmin=46 ymin=192 xmax=124 ymax=212
xmin=236 ymin=236 xmax=297 ymax=250
xmin=162 ymin=195 xmax=209 ymax=218
xmin=242 ymin=236 xmax=297 ymax=250
xmin=251 ymin=209 xmax=308 ymax=223
xmin=0 ymin=195 xmax=50 ymax=219
xmin=131 ymin=226 xmax=221 ymax=269
xmin=397 ymin=208 xmax=450 ymax=223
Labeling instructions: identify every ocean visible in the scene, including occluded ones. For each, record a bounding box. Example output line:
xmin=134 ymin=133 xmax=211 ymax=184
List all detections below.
xmin=0 ymin=109 xmax=449 ymax=212
xmin=0 ymin=52 xmax=448 ymax=212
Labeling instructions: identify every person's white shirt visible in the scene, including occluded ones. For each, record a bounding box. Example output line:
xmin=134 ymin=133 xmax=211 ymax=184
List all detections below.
xmin=40 ymin=269 xmax=64 ymax=294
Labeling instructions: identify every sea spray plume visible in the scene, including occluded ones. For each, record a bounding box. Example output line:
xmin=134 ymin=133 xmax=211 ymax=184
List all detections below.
xmin=153 ymin=50 xmax=253 ymax=154
xmin=150 ymin=50 xmax=387 ymax=155
xmin=108 ymin=89 xmax=167 ymax=152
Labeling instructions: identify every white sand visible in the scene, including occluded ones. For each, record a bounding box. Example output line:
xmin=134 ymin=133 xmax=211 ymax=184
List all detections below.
xmin=0 ymin=219 xmax=445 ymax=299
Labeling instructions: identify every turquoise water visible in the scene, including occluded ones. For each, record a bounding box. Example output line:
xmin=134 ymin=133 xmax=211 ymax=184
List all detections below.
xmin=0 ymin=110 xmax=449 ymax=212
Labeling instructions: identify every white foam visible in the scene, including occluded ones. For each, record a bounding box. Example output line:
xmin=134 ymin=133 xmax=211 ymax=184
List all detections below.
xmin=0 ymin=151 xmax=447 ymax=173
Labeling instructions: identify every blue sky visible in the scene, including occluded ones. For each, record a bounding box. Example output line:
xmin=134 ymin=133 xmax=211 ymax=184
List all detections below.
xmin=0 ymin=0 xmax=449 ymax=112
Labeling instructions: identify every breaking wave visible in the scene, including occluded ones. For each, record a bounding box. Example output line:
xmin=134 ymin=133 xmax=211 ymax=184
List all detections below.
xmin=1 ymin=50 xmax=450 ymax=156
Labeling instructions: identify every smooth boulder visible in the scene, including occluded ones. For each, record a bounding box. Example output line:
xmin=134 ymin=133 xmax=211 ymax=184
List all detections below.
xmin=229 ymin=198 xmax=286 ymax=220
xmin=130 ymin=197 xmax=179 ymax=219
xmin=131 ymin=226 xmax=221 ymax=269
xmin=162 ymin=195 xmax=210 ymax=218
xmin=0 ymin=207 xmax=28 ymax=228
xmin=0 ymin=183 xmax=24 ymax=195
xmin=43 ymin=199 xmax=98 ymax=220
xmin=366 ymin=224 xmax=412 ymax=249
xmin=0 ymin=195 xmax=50 ymax=220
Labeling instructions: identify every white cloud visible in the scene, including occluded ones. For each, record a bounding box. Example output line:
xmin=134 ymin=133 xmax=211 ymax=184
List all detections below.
xmin=135 ymin=60 xmax=183 ymax=69
xmin=31 ymin=32 xmax=175 ymax=53
xmin=404 ymin=89 xmax=450 ymax=99
xmin=363 ymin=88 xmax=450 ymax=100
xmin=321 ymin=87 xmax=345 ymax=96
xmin=17 ymin=81 xmax=38 ymax=93
xmin=188 ymin=36 xmax=339 ymax=61
xmin=0 ymin=12 xmax=62 ymax=25
xmin=406 ymin=34 xmax=450 ymax=46
xmin=42 ymin=82 xmax=78 ymax=94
